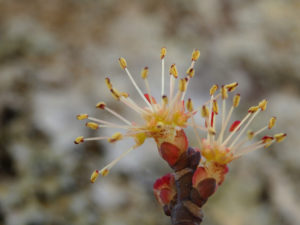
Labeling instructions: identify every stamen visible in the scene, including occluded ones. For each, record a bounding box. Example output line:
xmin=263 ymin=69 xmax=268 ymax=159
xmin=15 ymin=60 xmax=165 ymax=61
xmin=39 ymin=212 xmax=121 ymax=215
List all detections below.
xmin=161 ymin=47 xmax=166 ymax=96
xmin=212 ymin=100 xmax=219 ymax=114
xmin=210 ymin=84 xmax=219 ymax=96
xmin=186 ymin=98 xmax=194 ymax=112
xmin=141 ymin=67 xmax=155 ymax=108
xmin=119 ymin=57 xmax=153 ymax=110
xmin=105 ymin=77 xmax=112 ymax=89
xmin=96 ymin=102 xmax=132 ymax=125
xmin=97 ymin=146 xmax=137 ymax=178
xmin=169 ymin=64 xmax=178 ymax=100
xmin=229 ymin=110 xmax=260 ymax=148
xmin=201 ymin=105 xmax=209 ymax=118
xmin=259 ymin=99 xmax=267 ymax=111
xmin=186 ymin=68 xmax=195 ymax=78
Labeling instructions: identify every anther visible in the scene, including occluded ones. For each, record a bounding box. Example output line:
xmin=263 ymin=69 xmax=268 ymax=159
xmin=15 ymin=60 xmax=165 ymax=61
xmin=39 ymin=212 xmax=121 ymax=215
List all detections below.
xmin=77 ymin=114 xmax=88 ymax=120
xmin=179 ymin=78 xmax=187 ymax=92
xmin=105 ymin=77 xmax=112 ymax=89
xmin=259 ymin=99 xmax=267 ymax=111
xmin=187 ymin=98 xmax=194 ymax=112
xmin=100 ymin=169 xmax=109 ymax=176
xmin=169 ymin=64 xmax=178 ymax=78
xmin=225 ymin=82 xmax=238 ymax=92
xmin=186 ymin=68 xmax=195 ymax=78
xmin=212 ymin=100 xmax=219 ymax=114
xmin=274 ymin=133 xmax=287 ymax=143
xmin=261 ymin=136 xmax=274 ymax=143
xmin=108 ymin=132 xmax=123 ymax=143
xmin=208 ymin=127 xmax=216 ymax=136
xmin=233 ymin=94 xmax=240 ymax=108
xmin=162 ymin=95 xmax=168 ymax=105
xmin=210 ymin=84 xmax=219 ymax=96
xmin=248 ymin=106 xmax=259 ymax=113
xmin=160 ymin=47 xmax=167 ymax=59
xmin=247 ymin=130 xmax=254 ymax=140
xmin=221 ymin=85 xmax=228 ymax=99
xmin=268 ymin=117 xmax=276 ymax=129
xmin=74 ymin=136 xmax=84 ymax=144
xmin=86 ymin=122 xmax=99 ymax=130
xmin=141 ymin=67 xmax=149 ymax=79
xmin=110 ymin=88 xmax=121 ymax=100
xmin=201 ymin=105 xmax=209 ymax=118
xmin=90 ymin=170 xmax=99 ymax=183
xmin=119 ymin=57 xmax=127 ymax=70
xmin=96 ymin=101 xmax=106 ymax=109
xmin=191 ymin=49 xmax=200 ymax=61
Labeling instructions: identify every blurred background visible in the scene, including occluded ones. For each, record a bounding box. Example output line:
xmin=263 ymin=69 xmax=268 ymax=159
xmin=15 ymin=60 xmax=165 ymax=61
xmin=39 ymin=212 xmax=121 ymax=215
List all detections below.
xmin=0 ymin=0 xmax=299 ymax=225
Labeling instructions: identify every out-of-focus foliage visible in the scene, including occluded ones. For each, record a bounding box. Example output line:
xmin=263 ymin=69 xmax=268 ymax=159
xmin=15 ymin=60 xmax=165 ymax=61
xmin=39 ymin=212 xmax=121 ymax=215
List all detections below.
xmin=0 ymin=0 xmax=299 ymax=225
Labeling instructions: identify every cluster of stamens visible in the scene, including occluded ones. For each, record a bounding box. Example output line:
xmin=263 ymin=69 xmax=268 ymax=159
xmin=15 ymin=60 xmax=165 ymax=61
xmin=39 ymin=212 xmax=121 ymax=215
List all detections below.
xmin=74 ymin=47 xmax=286 ymax=183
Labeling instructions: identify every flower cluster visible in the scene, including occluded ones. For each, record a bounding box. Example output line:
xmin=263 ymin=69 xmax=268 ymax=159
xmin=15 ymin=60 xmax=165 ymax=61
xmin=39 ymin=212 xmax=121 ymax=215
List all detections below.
xmin=75 ymin=47 xmax=286 ymax=223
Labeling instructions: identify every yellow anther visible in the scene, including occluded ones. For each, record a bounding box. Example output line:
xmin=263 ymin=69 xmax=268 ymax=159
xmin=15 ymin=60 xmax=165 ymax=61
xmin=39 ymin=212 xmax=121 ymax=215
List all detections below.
xmin=108 ymin=132 xmax=123 ymax=143
xmin=259 ymin=99 xmax=267 ymax=111
xmin=141 ymin=67 xmax=149 ymax=79
xmin=179 ymin=78 xmax=187 ymax=92
xmin=74 ymin=136 xmax=84 ymax=144
xmin=221 ymin=85 xmax=228 ymax=99
xmin=233 ymin=94 xmax=240 ymax=108
xmin=160 ymin=47 xmax=167 ymax=59
xmin=268 ymin=117 xmax=276 ymax=129
xmin=96 ymin=101 xmax=106 ymax=109
xmin=247 ymin=130 xmax=254 ymax=140
xmin=191 ymin=49 xmax=200 ymax=61
xmin=225 ymin=82 xmax=238 ymax=92
xmin=119 ymin=57 xmax=127 ymax=70
xmin=212 ymin=100 xmax=219 ymax=114
xmin=208 ymin=127 xmax=216 ymax=136
xmin=169 ymin=64 xmax=178 ymax=78
xmin=105 ymin=77 xmax=112 ymax=89
xmin=77 ymin=114 xmax=88 ymax=120
xmin=201 ymin=105 xmax=209 ymax=118
xmin=90 ymin=170 xmax=99 ymax=183
xmin=186 ymin=68 xmax=195 ymax=78
xmin=86 ymin=122 xmax=99 ymax=130
xmin=162 ymin=95 xmax=168 ymax=105
xmin=209 ymin=84 xmax=219 ymax=96
xmin=135 ymin=132 xmax=147 ymax=146
xmin=110 ymin=88 xmax=121 ymax=100
xmin=248 ymin=106 xmax=259 ymax=113
xmin=274 ymin=133 xmax=287 ymax=143
xmin=186 ymin=98 xmax=194 ymax=112
xmin=100 ymin=168 xmax=109 ymax=176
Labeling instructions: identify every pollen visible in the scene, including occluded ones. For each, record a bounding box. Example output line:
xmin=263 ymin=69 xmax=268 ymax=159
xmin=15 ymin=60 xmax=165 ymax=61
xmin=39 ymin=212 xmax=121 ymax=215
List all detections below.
xmin=179 ymin=78 xmax=187 ymax=92
xmin=77 ymin=114 xmax=88 ymax=120
xmin=201 ymin=105 xmax=209 ymax=118
xmin=213 ymin=100 xmax=219 ymax=114
xmin=187 ymin=98 xmax=194 ymax=112
xmin=221 ymin=85 xmax=228 ymax=99
xmin=248 ymin=105 xmax=259 ymax=113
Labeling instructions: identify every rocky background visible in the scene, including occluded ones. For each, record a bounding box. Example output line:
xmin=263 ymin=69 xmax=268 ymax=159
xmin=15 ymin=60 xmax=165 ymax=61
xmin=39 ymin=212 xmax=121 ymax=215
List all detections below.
xmin=0 ymin=0 xmax=299 ymax=225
